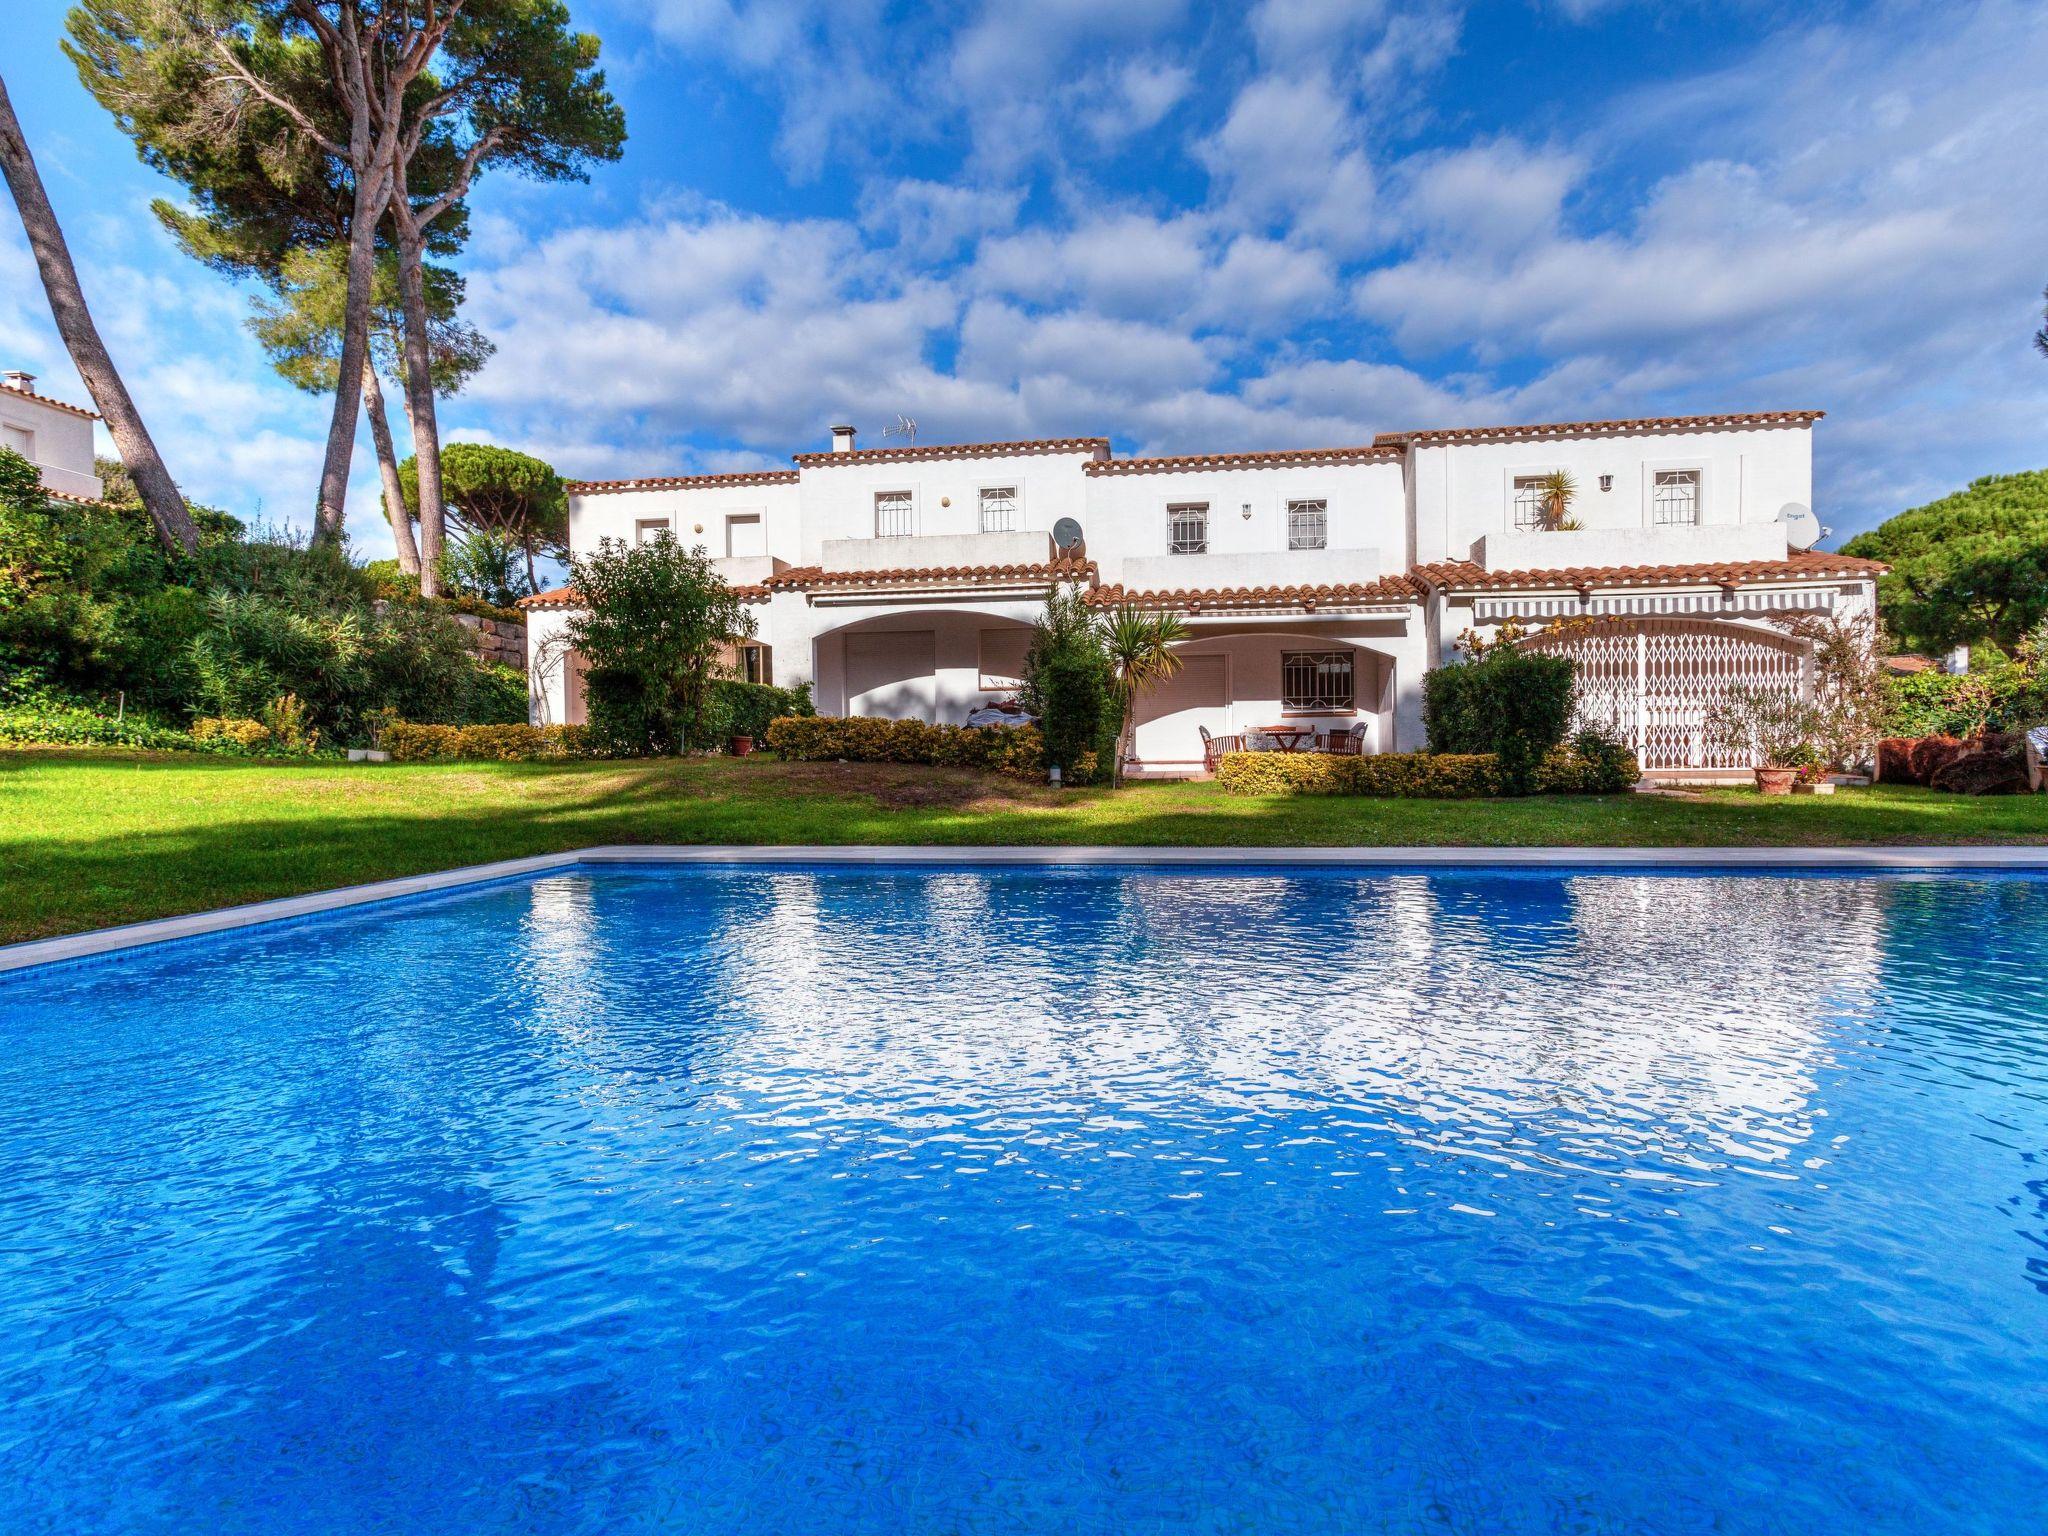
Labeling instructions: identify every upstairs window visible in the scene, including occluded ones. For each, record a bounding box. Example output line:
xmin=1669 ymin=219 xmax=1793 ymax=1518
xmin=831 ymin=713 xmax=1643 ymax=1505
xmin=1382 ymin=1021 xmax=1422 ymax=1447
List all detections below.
xmin=1 ymin=424 xmax=31 ymax=461
xmin=875 ymin=489 xmax=915 ymax=537
xmin=1652 ymin=469 xmax=1701 ymax=526
xmin=1287 ymin=498 xmax=1327 ymax=550
xmin=1168 ymin=502 xmax=1208 ymax=555
xmin=1511 ymin=475 xmax=1551 ymax=530
xmin=634 ymin=517 xmax=670 ymax=545
xmin=978 ymin=485 xmax=1019 ymax=533
xmin=1282 ymin=651 xmax=1355 ymax=712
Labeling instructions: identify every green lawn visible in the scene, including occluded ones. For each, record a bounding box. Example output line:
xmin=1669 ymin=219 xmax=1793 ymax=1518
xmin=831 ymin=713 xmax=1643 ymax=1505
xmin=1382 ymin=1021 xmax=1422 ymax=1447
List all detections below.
xmin=5 ymin=747 xmax=2047 ymax=945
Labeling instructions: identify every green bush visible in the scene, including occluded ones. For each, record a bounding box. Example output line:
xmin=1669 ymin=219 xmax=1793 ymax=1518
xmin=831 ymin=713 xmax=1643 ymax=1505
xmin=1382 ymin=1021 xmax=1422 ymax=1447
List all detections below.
xmin=0 ymin=692 xmax=200 ymax=752
xmin=1881 ymin=668 xmax=2048 ymax=737
xmin=1019 ymin=590 xmax=1118 ymax=784
xmin=763 ymin=715 xmax=1045 ymax=778
xmin=1423 ymin=644 xmax=1577 ymax=794
xmin=709 ymin=678 xmax=815 ymax=743
xmin=382 ymin=721 xmax=592 ymax=761
xmin=1216 ymin=739 xmax=1636 ymax=798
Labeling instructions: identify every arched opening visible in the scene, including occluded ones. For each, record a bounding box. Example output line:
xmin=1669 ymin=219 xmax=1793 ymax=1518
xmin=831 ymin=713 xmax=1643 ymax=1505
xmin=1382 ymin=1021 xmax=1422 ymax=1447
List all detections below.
xmin=1523 ymin=617 xmax=1810 ymax=770
xmin=1132 ymin=631 xmax=1403 ymax=770
xmin=811 ymin=609 xmax=1039 ymax=723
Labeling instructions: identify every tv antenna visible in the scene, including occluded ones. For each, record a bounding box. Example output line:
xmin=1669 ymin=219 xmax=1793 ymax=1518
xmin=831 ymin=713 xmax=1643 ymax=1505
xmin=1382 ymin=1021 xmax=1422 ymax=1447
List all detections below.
xmin=880 ymin=414 xmax=918 ymax=444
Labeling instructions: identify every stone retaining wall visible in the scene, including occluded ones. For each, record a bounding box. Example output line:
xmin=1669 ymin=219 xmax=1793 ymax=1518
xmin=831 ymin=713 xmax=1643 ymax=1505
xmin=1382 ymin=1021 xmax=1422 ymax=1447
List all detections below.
xmin=453 ymin=612 xmax=528 ymax=671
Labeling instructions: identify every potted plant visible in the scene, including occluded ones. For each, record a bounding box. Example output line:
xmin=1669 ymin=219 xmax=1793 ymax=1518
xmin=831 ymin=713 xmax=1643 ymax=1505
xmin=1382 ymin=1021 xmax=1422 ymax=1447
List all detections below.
xmin=1705 ymin=687 xmax=1825 ymax=795
xmin=1792 ymin=761 xmax=1835 ymax=795
xmin=729 ymin=732 xmax=754 ymax=757
xmin=1537 ymin=470 xmax=1583 ymax=531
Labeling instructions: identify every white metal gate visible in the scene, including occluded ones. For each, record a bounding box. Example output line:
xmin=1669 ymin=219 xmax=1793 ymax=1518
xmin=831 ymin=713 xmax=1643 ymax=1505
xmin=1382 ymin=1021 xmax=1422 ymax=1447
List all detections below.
xmin=1524 ymin=619 xmax=1809 ymax=770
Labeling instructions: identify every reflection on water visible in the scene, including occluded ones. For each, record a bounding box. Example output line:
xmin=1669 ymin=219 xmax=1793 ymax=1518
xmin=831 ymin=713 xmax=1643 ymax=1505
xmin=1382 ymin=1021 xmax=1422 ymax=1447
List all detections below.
xmin=0 ymin=866 xmax=2043 ymax=1536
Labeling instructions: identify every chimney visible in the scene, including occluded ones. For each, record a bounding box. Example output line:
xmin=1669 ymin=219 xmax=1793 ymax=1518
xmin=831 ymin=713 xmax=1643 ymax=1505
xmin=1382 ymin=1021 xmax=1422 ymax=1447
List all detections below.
xmin=830 ymin=423 xmax=857 ymax=454
xmin=0 ymin=371 xmax=34 ymax=394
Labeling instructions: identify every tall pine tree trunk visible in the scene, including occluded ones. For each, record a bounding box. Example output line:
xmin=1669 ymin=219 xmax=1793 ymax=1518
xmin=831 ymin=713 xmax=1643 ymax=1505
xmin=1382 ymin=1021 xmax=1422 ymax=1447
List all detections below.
xmin=361 ymin=357 xmax=420 ymax=577
xmin=388 ymin=166 xmax=446 ymax=597
xmin=312 ymin=140 xmax=393 ymax=548
xmin=0 ymin=72 xmax=195 ymax=554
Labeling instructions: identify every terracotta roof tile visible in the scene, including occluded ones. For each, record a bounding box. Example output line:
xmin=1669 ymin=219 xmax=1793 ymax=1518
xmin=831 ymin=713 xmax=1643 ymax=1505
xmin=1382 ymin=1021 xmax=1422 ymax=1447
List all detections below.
xmin=566 ymin=469 xmax=799 ymax=495
xmin=38 ymin=485 xmax=103 ymax=505
xmin=1375 ymin=410 xmax=1824 ymax=448
xmin=517 ymin=580 xmax=772 ymax=610
xmin=767 ymin=557 xmax=1094 ymax=591
xmin=0 ymin=382 xmax=100 ymax=421
xmin=1087 ymin=574 xmax=1424 ymax=611
xmin=1411 ymin=550 xmax=1887 ymax=591
xmin=1084 ymin=445 xmax=1402 ymax=476
xmin=792 ymin=437 xmax=1110 ymax=467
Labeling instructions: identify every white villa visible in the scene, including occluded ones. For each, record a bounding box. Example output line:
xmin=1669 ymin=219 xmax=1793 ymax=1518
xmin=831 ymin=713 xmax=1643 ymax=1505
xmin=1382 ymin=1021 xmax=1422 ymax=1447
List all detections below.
xmin=522 ymin=411 xmax=1883 ymax=775
xmin=1 ymin=370 xmax=102 ymax=505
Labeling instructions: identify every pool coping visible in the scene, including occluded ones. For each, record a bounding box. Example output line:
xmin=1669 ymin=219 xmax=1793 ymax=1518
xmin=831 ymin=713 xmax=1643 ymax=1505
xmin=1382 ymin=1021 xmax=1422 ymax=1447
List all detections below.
xmin=6 ymin=841 xmax=2048 ymax=974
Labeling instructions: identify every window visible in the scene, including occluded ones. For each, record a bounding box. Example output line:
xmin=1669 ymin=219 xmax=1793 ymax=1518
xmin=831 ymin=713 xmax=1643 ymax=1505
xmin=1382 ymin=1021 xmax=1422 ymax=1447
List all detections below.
xmin=735 ymin=642 xmax=771 ymax=685
xmin=1 ymin=424 xmax=31 ymax=461
xmin=1287 ymin=498 xmax=1327 ymax=550
xmin=634 ymin=517 xmax=670 ymax=545
xmin=1168 ymin=502 xmax=1208 ymax=555
xmin=1511 ymin=475 xmax=1551 ymax=530
xmin=1281 ymin=651 xmax=1355 ymax=712
xmin=1652 ymin=469 xmax=1700 ymax=526
xmin=875 ymin=489 xmax=915 ymax=537
xmin=978 ymin=485 xmax=1019 ymax=533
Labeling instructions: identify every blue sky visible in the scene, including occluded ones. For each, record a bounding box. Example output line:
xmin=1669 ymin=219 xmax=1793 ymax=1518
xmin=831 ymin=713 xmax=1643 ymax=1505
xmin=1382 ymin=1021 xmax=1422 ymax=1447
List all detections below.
xmin=4 ymin=0 xmax=2045 ymax=559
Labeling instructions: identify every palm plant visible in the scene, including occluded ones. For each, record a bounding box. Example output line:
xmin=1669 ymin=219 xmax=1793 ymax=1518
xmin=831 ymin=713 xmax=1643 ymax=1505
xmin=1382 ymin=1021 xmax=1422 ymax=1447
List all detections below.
xmin=1101 ymin=604 xmax=1191 ymax=786
xmin=1538 ymin=469 xmax=1582 ymax=530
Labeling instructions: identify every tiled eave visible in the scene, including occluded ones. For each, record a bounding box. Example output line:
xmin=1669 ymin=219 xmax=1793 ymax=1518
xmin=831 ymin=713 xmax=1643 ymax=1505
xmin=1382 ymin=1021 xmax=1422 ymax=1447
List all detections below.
xmin=1083 ymin=445 xmax=1402 ymax=476
xmin=1411 ymin=552 xmax=1886 ymax=594
xmin=1088 ymin=575 xmax=1424 ymax=615
xmin=517 ymin=582 xmax=772 ymax=610
xmin=770 ymin=559 xmax=1095 ymax=601
xmin=1 ymin=384 xmax=100 ymax=421
xmin=792 ymin=437 xmax=1109 ymax=467
xmin=566 ymin=469 xmax=799 ymax=495
xmin=1376 ymin=410 xmax=1825 ymax=448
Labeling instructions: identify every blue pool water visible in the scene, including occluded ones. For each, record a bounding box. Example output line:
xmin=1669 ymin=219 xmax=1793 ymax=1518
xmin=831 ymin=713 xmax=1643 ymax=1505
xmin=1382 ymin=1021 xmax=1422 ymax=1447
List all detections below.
xmin=2 ymin=865 xmax=2046 ymax=1533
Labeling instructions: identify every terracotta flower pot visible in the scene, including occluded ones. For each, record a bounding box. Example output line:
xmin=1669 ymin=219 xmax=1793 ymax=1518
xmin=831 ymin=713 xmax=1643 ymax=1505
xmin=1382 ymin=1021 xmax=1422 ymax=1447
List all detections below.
xmin=730 ymin=735 xmax=754 ymax=757
xmin=1753 ymin=766 xmax=1797 ymax=795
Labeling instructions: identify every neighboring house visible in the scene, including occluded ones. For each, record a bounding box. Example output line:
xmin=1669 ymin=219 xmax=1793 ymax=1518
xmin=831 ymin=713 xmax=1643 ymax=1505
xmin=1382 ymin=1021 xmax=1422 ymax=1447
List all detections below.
xmin=0 ymin=370 xmax=102 ymax=504
xmin=522 ymin=411 xmax=1883 ymax=775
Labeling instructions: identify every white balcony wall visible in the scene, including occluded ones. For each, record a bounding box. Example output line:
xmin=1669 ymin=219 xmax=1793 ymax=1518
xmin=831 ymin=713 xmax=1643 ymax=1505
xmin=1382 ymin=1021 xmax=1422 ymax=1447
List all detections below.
xmin=1474 ymin=522 xmax=1787 ymax=572
xmin=1115 ymin=547 xmax=1385 ymax=593
xmin=820 ymin=529 xmax=1054 ymax=572
xmin=0 ymin=386 xmax=101 ymax=501
xmin=567 ymin=480 xmax=801 ymax=564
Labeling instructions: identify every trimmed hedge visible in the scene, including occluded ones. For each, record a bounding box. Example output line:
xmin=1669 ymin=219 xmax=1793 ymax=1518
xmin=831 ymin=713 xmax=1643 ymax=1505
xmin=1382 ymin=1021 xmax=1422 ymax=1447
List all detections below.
xmin=763 ymin=714 xmax=1045 ymax=778
xmin=1423 ymin=647 xmax=1578 ymax=794
xmin=1217 ymin=742 xmax=1638 ymax=798
xmin=709 ymin=679 xmax=814 ymax=743
xmin=382 ymin=721 xmax=592 ymax=762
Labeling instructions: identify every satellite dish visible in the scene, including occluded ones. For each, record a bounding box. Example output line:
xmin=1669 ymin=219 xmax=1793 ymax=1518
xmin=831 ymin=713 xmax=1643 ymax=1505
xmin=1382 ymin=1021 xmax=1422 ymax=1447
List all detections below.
xmin=1052 ymin=517 xmax=1084 ymax=552
xmin=1777 ymin=503 xmax=1822 ymax=551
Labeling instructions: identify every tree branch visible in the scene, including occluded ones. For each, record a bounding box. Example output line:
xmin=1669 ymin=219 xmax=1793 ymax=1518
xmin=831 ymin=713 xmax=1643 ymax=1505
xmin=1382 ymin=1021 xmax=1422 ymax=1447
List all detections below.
xmin=206 ymin=39 xmax=346 ymax=157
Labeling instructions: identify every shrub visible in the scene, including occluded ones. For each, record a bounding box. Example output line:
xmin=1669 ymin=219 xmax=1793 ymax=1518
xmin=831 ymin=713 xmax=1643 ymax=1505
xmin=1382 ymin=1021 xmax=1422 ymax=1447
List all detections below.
xmin=382 ymin=721 xmax=591 ymax=762
xmin=1018 ymin=590 xmax=1118 ymax=784
xmin=1882 ymin=668 xmax=2048 ymax=738
xmin=763 ymin=714 xmax=1045 ymax=778
xmin=1215 ymin=751 xmax=1501 ymax=798
xmin=1423 ymin=642 xmax=1576 ymax=794
xmin=0 ymin=691 xmax=199 ymax=752
xmin=1536 ymin=730 xmax=1641 ymax=793
xmin=1907 ymin=733 xmax=1967 ymax=784
xmin=1876 ymin=736 xmax=1918 ymax=783
xmin=190 ymin=716 xmax=273 ymax=752
xmin=709 ymin=679 xmax=814 ymax=743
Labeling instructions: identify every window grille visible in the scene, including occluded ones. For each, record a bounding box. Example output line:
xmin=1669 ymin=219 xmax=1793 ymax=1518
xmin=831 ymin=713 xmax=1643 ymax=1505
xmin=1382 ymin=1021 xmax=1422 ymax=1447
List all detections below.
xmin=875 ymin=489 xmax=915 ymax=537
xmin=1287 ymin=498 xmax=1327 ymax=550
xmin=1652 ymin=469 xmax=1700 ymax=526
xmin=1168 ymin=503 xmax=1208 ymax=555
xmin=1511 ymin=476 xmax=1550 ymax=530
xmin=1281 ymin=651 xmax=1354 ymax=711
xmin=979 ymin=485 xmax=1019 ymax=532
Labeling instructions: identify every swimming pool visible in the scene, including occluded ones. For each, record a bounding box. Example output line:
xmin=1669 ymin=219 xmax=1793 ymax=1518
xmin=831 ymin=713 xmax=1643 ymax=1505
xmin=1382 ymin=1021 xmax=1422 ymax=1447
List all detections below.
xmin=3 ymin=863 xmax=2044 ymax=1533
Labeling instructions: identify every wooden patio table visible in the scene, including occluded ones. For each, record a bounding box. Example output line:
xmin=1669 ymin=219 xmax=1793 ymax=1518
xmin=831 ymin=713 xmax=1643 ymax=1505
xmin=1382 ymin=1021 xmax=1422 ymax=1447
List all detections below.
xmin=1257 ymin=726 xmax=1316 ymax=753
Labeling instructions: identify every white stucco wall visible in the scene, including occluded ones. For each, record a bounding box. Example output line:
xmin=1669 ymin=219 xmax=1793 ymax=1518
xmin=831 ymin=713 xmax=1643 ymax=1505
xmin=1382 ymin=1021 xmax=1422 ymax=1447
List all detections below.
xmin=0 ymin=384 xmax=101 ymax=500
xmin=568 ymin=480 xmax=801 ymax=564
xmin=1409 ymin=424 xmax=1815 ymax=565
xmin=806 ymin=604 xmax=1044 ymax=722
xmin=792 ymin=448 xmax=1098 ymax=564
xmin=1079 ymin=458 xmax=1407 ymax=574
